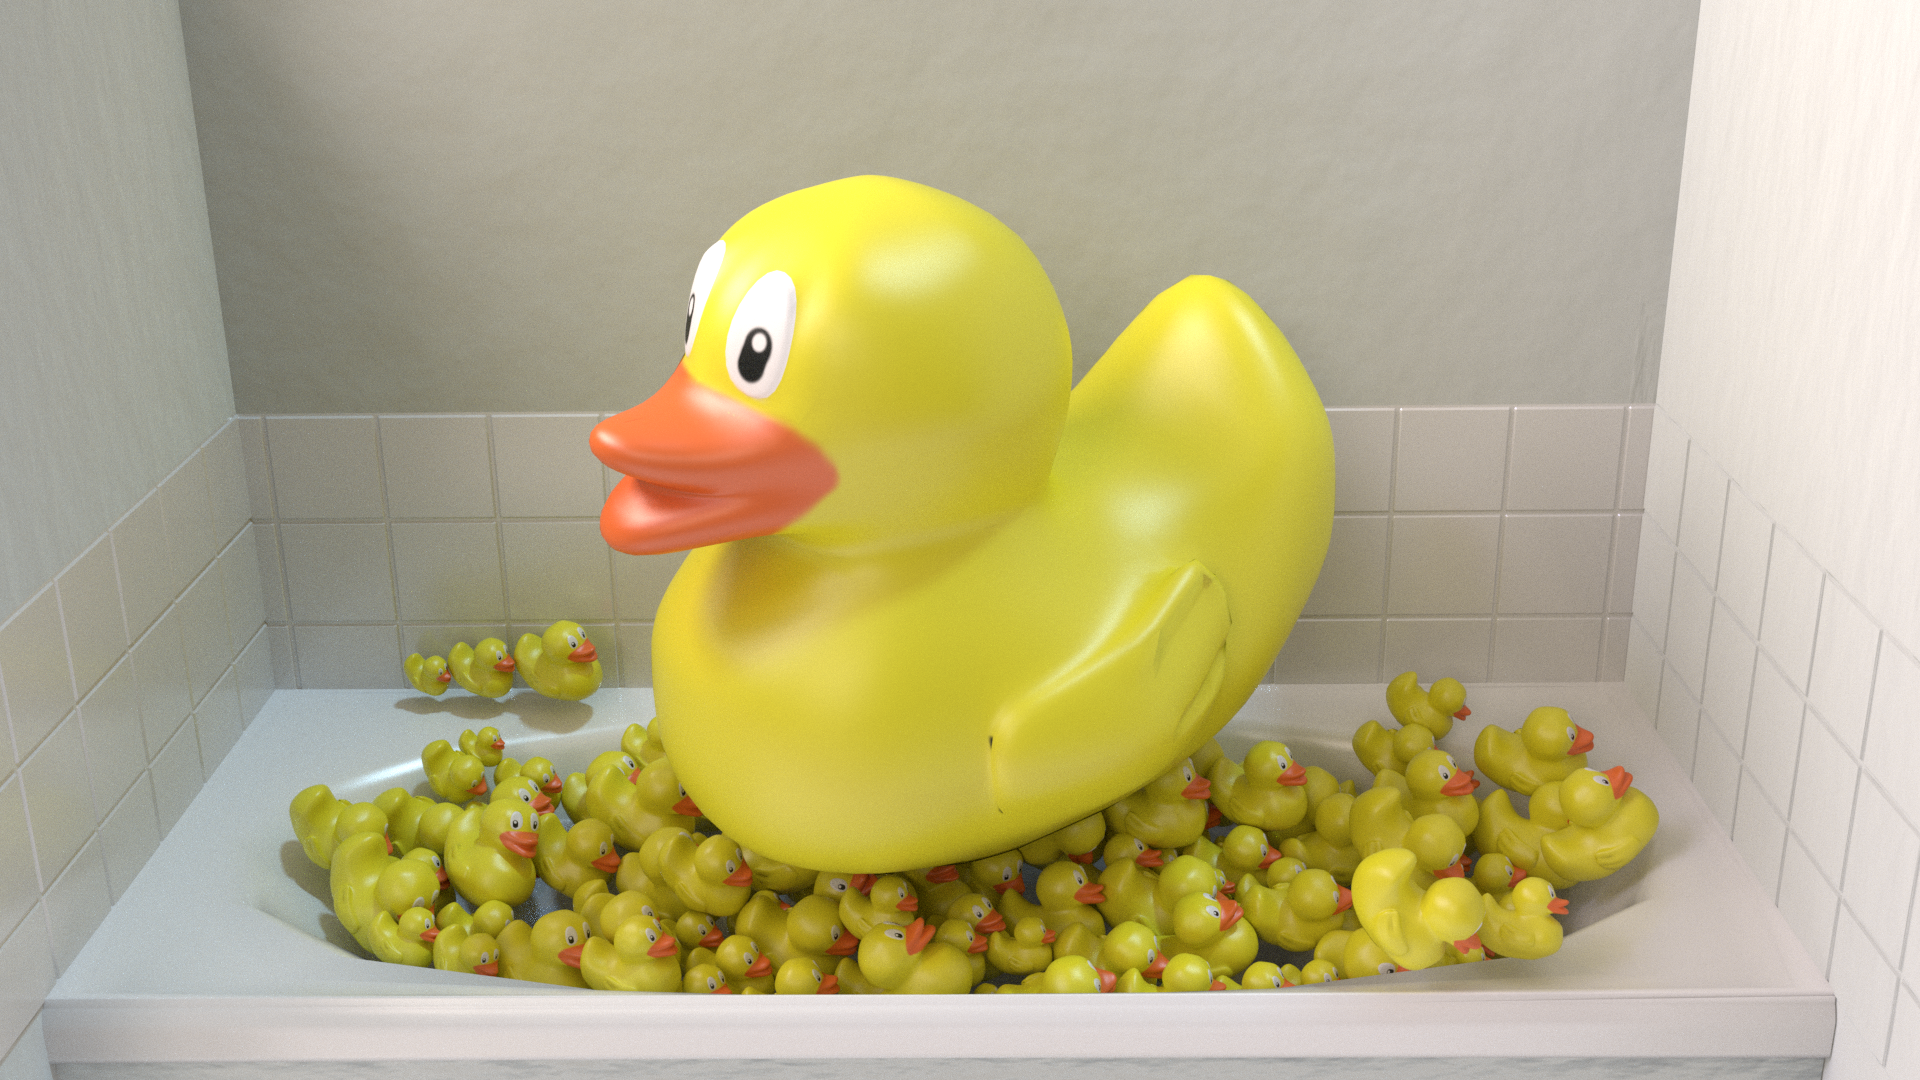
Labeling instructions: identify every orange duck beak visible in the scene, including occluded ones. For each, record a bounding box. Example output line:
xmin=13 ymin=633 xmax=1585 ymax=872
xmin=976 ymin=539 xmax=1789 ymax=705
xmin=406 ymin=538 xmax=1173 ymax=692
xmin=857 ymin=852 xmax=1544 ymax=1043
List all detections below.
xmin=975 ymin=910 xmax=1006 ymax=934
xmin=540 ymin=775 xmax=562 ymax=795
xmin=817 ymin=974 xmax=840 ymax=994
xmin=532 ymin=794 xmax=554 ymax=815
xmin=491 ymin=737 xmax=505 ymax=750
xmin=1605 ymin=765 xmax=1634 ymax=798
xmin=1145 ymin=954 xmax=1169 ymax=979
xmin=966 ymin=931 xmax=990 ymax=955
xmin=1276 ymin=762 xmax=1308 ymax=786
xmin=592 ymin=852 xmax=622 ymax=873
xmin=1136 ymin=848 xmax=1165 ymax=869
xmin=569 ymin=640 xmax=598 ymax=664
xmin=1074 ymin=882 xmax=1106 ymax=905
xmin=499 ymin=830 xmax=538 ymax=858
xmin=420 ymin=927 xmax=440 ymax=942
xmin=1217 ymin=896 xmax=1244 ymax=931
xmin=724 ymin=865 xmax=754 ymax=888
xmin=1334 ymin=886 xmax=1354 ymax=914
xmin=828 ymin=932 xmax=860 ymax=957
xmin=492 ymin=656 xmax=517 ymax=673
xmin=436 ymin=669 xmax=452 ymax=683
xmin=700 ymin=926 xmax=725 ymax=949
xmin=1549 ymin=896 xmax=1571 ymax=915
xmin=558 ymin=945 xmax=584 ymax=968
xmin=1453 ymin=705 xmax=1472 ymax=721
xmin=1569 ymin=725 xmax=1595 ymax=755
xmin=926 ymin=865 xmax=959 ymax=883
xmin=591 ymin=365 xmax=838 ymax=554
xmin=473 ymin=960 xmax=499 ymax=976
xmin=745 ymin=954 xmax=773 ymax=978
xmin=672 ymin=795 xmax=701 ymax=816
xmin=1441 ymin=769 xmax=1480 ymax=797
xmin=1182 ymin=777 xmax=1212 ymax=800
xmin=649 ymin=935 xmax=681 ymax=959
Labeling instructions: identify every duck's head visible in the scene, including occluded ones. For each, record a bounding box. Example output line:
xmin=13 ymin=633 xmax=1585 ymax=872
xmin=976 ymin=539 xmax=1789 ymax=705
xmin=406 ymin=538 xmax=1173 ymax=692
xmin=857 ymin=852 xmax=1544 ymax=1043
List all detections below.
xmin=1473 ymin=852 xmax=1526 ymax=893
xmin=1288 ymin=868 xmax=1352 ymax=921
xmin=1562 ymin=766 xmax=1634 ymax=827
xmin=480 ymin=802 xmax=539 ymax=859
xmin=475 ymin=638 xmax=515 ymax=674
xmin=614 ymin=916 xmax=680 ymax=963
xmin=1103 ymin=833 xmax=1164 ymax=870
xmin=401 ymin=846 xmax=450 ymax=890
xmin=1102 ymin=921 xmax=1166 ymax=980
xmin=567 ymin=818 xmax=620 ymax=874
xmin=786 ymin=894 xmax=857 ymax=957
xmin=1220 ymin=825 xmax=1283 ymax=872
xmin=1512 ymin=877 xmax=1571 ymax=916
xmin=1035 ymin=861 xmax=1105 ymax=908
xmin=693 ymin=835 xmax=756 ymax=889
xmin=540 ymin=621 xmax=597 ymax=667
xmin=492 ymin=776 xmax=553 ymax=817
xmin=592 ymin=176 xmax=1071 ymax=556
xmin=860 ymin=918 xmax=940 ymax=984
xmin=1040 ymin=954 xmax=1115 ymax=994
xmin=1404 ymin=813 xmax=1468 ymax=875
xmin=375 ymin=859 xmax=442 ymax=921
xmin=675 ymin=911 xmax=725 ymax=950
xmin=968 ymin=851 xmax=1026 ymax=896
xmin=936 ymin=917 xmax=989 ymax=957
xmin=1143 ymin=759 xmax=1210 ymax=805
xmin=1407 ymin=749 xmax=1480 ymax=800
xmin=717 ymin=934 xmax=774 ymax=981
xmin=1521 ymin=707 xmax=1594 ymax=759
xmin=1245 ymin=742 xmax=1309 ymax=787
xmin=775 ymin=956 xmax=840 ymax=994
xmin=1156 ymin=854 xmax=1221 ymax=906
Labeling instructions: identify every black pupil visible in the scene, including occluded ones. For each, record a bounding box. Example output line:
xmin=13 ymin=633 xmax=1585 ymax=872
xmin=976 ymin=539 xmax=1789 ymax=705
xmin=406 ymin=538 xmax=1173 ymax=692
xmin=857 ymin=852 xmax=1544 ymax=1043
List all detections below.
xmin=738 ymin=328 xmax=772 ymax=381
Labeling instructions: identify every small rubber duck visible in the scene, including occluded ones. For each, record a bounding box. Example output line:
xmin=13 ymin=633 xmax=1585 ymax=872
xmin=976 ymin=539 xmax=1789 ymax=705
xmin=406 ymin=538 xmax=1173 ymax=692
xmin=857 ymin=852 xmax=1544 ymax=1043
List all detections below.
xmin=742 ymin=846 xmax=818 ymax=895
xmin=1351 ymin=718 xmax=1436 ymax=778
xmin=1402 ymin=748 xmax=1482 ymax=835
xmin=986 ymin=916 xmax=1057 ymax=976
xmin=1019 ymin=812 xmax=1107 ymax=866
xmin=1159 ymin=952 xmax=1222 ymax=992
xmin=1238 ymin=866 xmax=1352 ymax=952
xmin=683 ymin=963 xmax=733 ymax=994
xmin=674 ymin=910 xmax=727 ymax=969
xmin=581 ymin=914 xmax=682 ymax=992
xmin=1349 ymin=783 xmax=1415 ymax=858
xmin=495 ymin=755 xmax=563 ymax=798
xmin=1480 ymin=877 xmax=1569 ymax=960
xmin=1385 ymin=670 xmax=1472 ymax=739
xmin=491 ymin=775 xmax=554 ymax=818
xmin=1539 ymin=765 xmax=1659 ymax=883
xmin=448 ymin=638 xmax=517 ymax=698
xmin=786 ymin=894 xmax=861 ymax=968
xmin=1207 ymin=741 xmax=1310 ymax=832
xmin=960 ymin=850 xmax=1027 ymax=900
xmin=535 ymin=814 xmax=621 ymax=898
xmin=775 ymin=956 xmax=840 ymax=994
xmin=1338 ymin=927 xmax=1402 ymax=980
xmin=935 ymin=918 xmax=990 ymax=986
xmin=432 ymin=924 xmax=500 ymax=976
xmin=513 ymin=620 xmax=603 ymax=700
xmin=1032 ymin=955 xmax=1113 ymax=994
xmin=422 ymin=739 xmax=489 ymax=804
xmin=1150 ymin=854 xmax=1230 ymax=932
xmin=839 ymin=873 xmax=920 ymax=938
xmin=1471 ymin=852 xmax=1527 ymax=904
xmin=858 ymin=918 xmax=974 ymax=994
xmin=934 ymin=891 xmax=1008 ymax=936
xmin=1280 ymin=791 xmax=1362 ymax=884
xmin=1473 ymin=706 xmax=1594 ymax=795
xmin=1287 ymin=958 xmax=1341 ymax=985
xmin=1240 ymin=960 xmax=1289 ymax=989
xmin=716 ymin=934 xmax=776 ymax=994
xmin=1168 ymin=891 xmax=1258 ymax=979
xmin=289 ymin=785 xmax=380 ymax=869
xmin=1031 ymin=861 xmax=1106 ymax=937
xmin=1104 ymin=758 xmax=1211 ymax=849
xmin=580 ymin=755 xmax=699 ymax=850
xmin=1215 ymin=824 xmax=1286 ymax=883
xmin=1475 ymin=780 xmax=1569 ymax=878
xmin=1350 ymin=847 xmax=1484 ymax=971
xmin=1094 ymin=920 xmax=1169 ymax=984
xmin=646 ymin=827 xmax=754 ymax=917
xmin=401 ymin=845 xmax=455 ymax=910
xmin=391 ymin=796 xmax=461 ymax=855
xmin=581 ymin=888 xmax=664 ymax=945
xmin=368 ymin=905 xmax=439 ymax=966
xmin=1095 ymin=833 xmax=1164 ymax=929
xmin=904 ymin=864 xmax=970 ymax=919
xmin=458 ymin=727 xmax=506 ymax=769
xmin=404 ymin=653 xmax=453 ymax=696
xmin=329 ymin=831 xmax=441 ymax=949
xmin=443 ymin=801 xmax=538 ymax=907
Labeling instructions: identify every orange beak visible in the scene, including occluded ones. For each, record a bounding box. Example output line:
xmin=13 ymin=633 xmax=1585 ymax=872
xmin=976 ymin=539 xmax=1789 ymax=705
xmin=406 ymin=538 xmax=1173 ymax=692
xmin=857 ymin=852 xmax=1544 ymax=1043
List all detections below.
xmin=382 ymin=832 xmax=393 ymax=856
xmin=1549 ymin=896 xmax=1571 ymax=915
xmin=590 ymin=365 xmax=839 ymax=554
xmin=569 ymin=641 xmax=598 ymax=664
xmin=491 ymin=737 xmax=505 ymax=750
xmin=1435 ymin=858 xmax=1466 ymax=879
xmin=1453 ymin=705 xmax=1472 ymax=720
xmin=492 ymin=656 xmax=517 ymax=673
xmin=966 ymin=931 xmax=989 ymax=955
xmin=558 ymin=945 xmax=583 ymax=968
xmin=1145 ymin=954 xmax=1169 ymax=979
xmin=468 ymin=778 xmax=489 ymax=796
xmin=1182 ymin=777 xmax=1212 ymax=800
xmin=1441 ymin=769 xmax=1480 ymax=797
xmin=1605 ymin=765 xmax=1634 ymax=798
xmin=592 ymin=852 xmax=622 ymax=873
xmin=499 ymin=830 xmax=538 ymax=858
xmin=926 ymin=864 xmax=959 ymax=883
xmin=1276 ymin=762 xmax=1308 ymax=786
xmin=1218 ymin=896 xmax=1244 ymax=932
xmin=540 ymin=775 xmax=562 ymax=795
xmin=1334 ymin=886 xmax=1353 ymax=914
xmin=1074 ymin=882 xmax=1106 ymax=905
xmin=1136 ymin=848 xmax=1165 ymax=869
xmin=1259 ymin=847 xmax=1284 ymax=869
xmin=1097 ymin=968 xmax=1117 ymax=993
xmin=896 ymin=894 xmax=919 ymax=912
xmin=672 ymin=795 xmax=701 ymax=817
xmin=1569 ymin=725 xmax=1595 ymax=755
xmin=1040 ymin=928 xmax=1057 ymax=945
xmin=436 ymin=669 xmax=452 ymax=683
xmin=649 ymin=935 xmax=681 ymax=959
xmin=975 ymin=910 xmax=1006 ymax=933
xmin=532 ymin=794 xmax=554 ymax=815
xmin=1509 ymin=865 xmax=1528 ymax=887
xmin=700 ymin=927 xmax=725 ymax=948
xmin=713 ymin=985 xmax=735 ymax=994
xmin=473 ymin=960 xmax=499 ymax=976
xmin=828 ymin=932 xmax=859 ymax=957
xmin=724 ymin=865 xmax=754 ymax=888
xmin=420 ymin=927 xmax=440 ymax=942
xmin=817 ymin=974 xmax=840 ymax=994
xmin=1068 ymin=851 xmax=1097 ymax=864
xmin=904 ymin=919 xmax=936 ymax=956
xmin=1452 ymin=934 xmax=1483 ymax=955
xmin=745 ymin=954 xmax=773 ymax=978
xmin=435 ymin=867 xmax=450 ymax=887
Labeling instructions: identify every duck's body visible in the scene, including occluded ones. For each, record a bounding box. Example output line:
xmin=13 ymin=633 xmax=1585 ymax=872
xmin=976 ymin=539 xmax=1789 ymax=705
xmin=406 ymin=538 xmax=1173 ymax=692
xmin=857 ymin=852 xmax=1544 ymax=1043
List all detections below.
xmin=1238 ymin=868 xmax=1351 ymax=952
xmin=858 ymin=919 xmax=974 ymax=994
xmin=404 ymin=654 xmax=452 ymax=696
xmin=444 ymin=801 xmax=538 ymax=907
xmin=422 ymin=740 xmax=488 ymax=804
xmin=1474 ymin=706 xmax=1594 ymax=795
xmin=368 ymin=907 xmax=438 ymax=967
xmin=1167 ymin=892 xmax=1259 ymax=979
xmin=1385 ymin=672 xmax=1471 ymax=740
xmin=1475 ymin=783 xmax=1569 ymax=880
xmin=595 ymin=177 xmax=1332 ymax=871
xmin=1207 ymin=742 xmax=1310 ymax=832
xmin=1351 ymin=720 xmax=1434 ymax=777
xmin=497 ymin=910 xmax=589 ymax=988
xmin=1539 ymin=767 xmax=1659 ymax=883
xmin=535 ymin=814 xmax=620 ymax=898
xmin=1402 ymin=749 xmax=1482 ymax=836
xmin=1479 ymin=878 xmax=1568 ymax=960
xmin=1105 ymin=759 xmax=1214 ymax=850
xmin=581 ymin=915 xmax=682 ymax=992
xmin=1350 ymin=848 xmax=1485 ymax=972
xmin=986 ymin=916 xmax=1056 ymax=976
xmin=458 ymin=727 xmax=506 ymax=769
xmin=448 ymin=639 xmax=517 ymax=698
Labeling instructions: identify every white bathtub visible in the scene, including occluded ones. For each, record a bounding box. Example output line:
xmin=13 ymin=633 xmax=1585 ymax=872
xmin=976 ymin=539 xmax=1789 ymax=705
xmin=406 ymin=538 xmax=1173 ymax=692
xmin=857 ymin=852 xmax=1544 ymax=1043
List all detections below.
xmin=43 ymin=683 xmax=1832 ymax=1079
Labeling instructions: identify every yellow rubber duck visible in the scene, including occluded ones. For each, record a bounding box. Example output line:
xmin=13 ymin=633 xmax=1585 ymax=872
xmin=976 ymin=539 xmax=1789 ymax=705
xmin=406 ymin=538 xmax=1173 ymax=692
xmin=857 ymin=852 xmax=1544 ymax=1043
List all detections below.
xmin=1207 ymin=741 xmax=1311 ymax=832
xmin=595 ymin=177 xmax=1333 ymax=871
xmin=368 ymin=906 xmax=438 ymax=966
xmin=648 ymin=828 xmax=754 ymax=917
xmin=1385 ymin=671 xmax=1472 ymax=740
xmin=495 ymin=755 xmax=562 ymax=798
xmin=578 ymin=755 xmax=698 ymax=850
xmin=458 ymin=727 xmax=506 ymax=770
xmin=1351 ymin=719 xmax=1435 ymax=777
xmin=389 ymin=795 xmax=460 ymax=855
xmin=1094 ymin=920 xmax=1169 ymax=984
xmin=1238 ymin=867 xmax=1351 ymax=952
xmin=1280 ymin=791 xmax=1362 ymax=884
xmin=1539 ymin=766 xmax=1660 ymax=883
xmin=1213 ymin=824 xmax=1285 ymax=884
xmin=1349 ymin=782 xmax=1415 ymax=858
xmin=581 ymin=888 xmax=664 ymax=944
xmin=1146 ymin=854 xmax=1229 ymax=933
xmin=858 ymin=918 xmax=974 ymax=994
xmin=960 ymin=851 xmax=1026 ymax=900
xmin=1240 ymin=960 xmax=1288 ymax=989
xmin=1402 ymin=749 xmax=1483 ymax=836
xmin=933 ymin=891 xmax=1008 ymax=937
xmin=1265 ymin=765 xmax=1354 ymax=844
xmin=1030 ymin=861 xmax=1107 ymax=937
xmin=561 ymin=749 xmax=636 ymax=821
xmin=1105 ymin=759 xmax=1214 ymax=850
xmin=1350 ymin=847 xmax=1484 ymax=972
xmin=422 ymin=739 xmax=489 ymax=804
xmin=1473 ymin=706 xmax=1594 ymax=795
xmin=1095 ymin=834 xmax=1164 ymax=929
xmin=1480 ymin=877 xmax=1568 ymax=960
xmin=328 ymin=831 xmax=441 ymax=950
xmin=742 ymin=846 xmax=818 ymax=895
xmin=498 ymin=910 xmax=589 ymax=988
xmin=581 ymin=914 xmax=682 ymax=992
xmin=1158 ymin=952 xmax=1221 ymax=992
xmin=986 ymin=916 xmax=1056 ymax=977
xmin=513 ymin=620 xmax=603 ymax=700
xmin=716 ymin=934 xmax=777 ymax=994
xmin=1167 ymin=891 xmax=1259 ymax=980
xmin=289 ymin=785 xmax=385 ymax=869
xmin=903 ymin=864 xmax=970 ymax=919
xmin=673 ymin=910 xmax=727 ymax=966
xmin=432 ymin=925 xmax=500 ymax=976
xmin=444 ymin=801 xmax=538 ymax=907
xmin=1475 ymin=781 xmax=1568 ymax=879
xmin=1036 ymin=955 xmax=1116 ymax=994
xmin=404 ymin=654 xmax=453 ymax=696
xmin=1471 ymin=852 xmax=1527 ymax=904
xmin=1332 ymin=928 xmax=1401 ymax=980
xmin=839 ymin=873 xmax=920 ymax=939
xmin=1018 ymin=813 xmax=1107 ymax=867
xmin=448 ymin=638 xmax=517 ymax=698
xmin=935 ymin=918 xmax=990 ymax=986
xmin=535 ymin=814 xmax=620 ymax=898
xmin=682 ymin=963 xmax=733 ymax=994
xmin=622 ymin=721 xmax=668 ymax=765
xmin=775 ymin=956 xmax=840 ymax=995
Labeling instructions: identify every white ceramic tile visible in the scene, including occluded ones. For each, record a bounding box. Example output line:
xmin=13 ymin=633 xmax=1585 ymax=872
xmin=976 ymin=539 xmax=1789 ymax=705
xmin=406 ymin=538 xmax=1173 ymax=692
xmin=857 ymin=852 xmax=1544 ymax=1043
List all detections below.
xmin=1272 ymin=619 xmax=1381 ymax=684
xmin=1380 ymin=618 xmax=1491 ymax=682
xmin=1656 ymin=663 xmax=1701 ymax=772
xmin=1732 ymin=771 xmax=1787 ymax=898
xmin=617 ymin=622 xmax=655 ymax=688
xmin=1866 ymin=638 xmax=1920 ymax=826
xmin=390 ymin=522 xmax=506 ymax=622
xmin=20 ymin=714 xmax=92 ymax=881
xmin=1716 ymin=484 xmax=1772 ymax=635
xmin=54 ymin=538 xmax=125 ymax=700
xmin=1632 ymin=525 xmax=1676 ymax=652
xmin=266 ymin=417 xmax=385 ymax=519
xmin=1676 ymin=448 xmax=1728 ymax=588
xmin=158 ymin=451 xmax=218 ymax=594
xmin=0 ymin=780 xmax=37 ymax=938
xmin=98 ymin=774 xmax=160 ymax=902
xmin=1743 ymin=655 xmax=1805 ymax=808
xmin=501 ymin=521 xmax=616 ymax=623
xmin=204 ymin=424 xmax=250 ymax=549
xmin=236 ymin=631 xmax=274 ymax=726
xmin=219 ymin=527 xmax=266 ymax=658
xmin=293 ymin=624 xmax=403 ymax=691
xmin=1824 ymin=1024 xmax=1892 ymax=1080
xmin=76 ymin=662 xmax=143 ymax=818
xmin=1842 ymin=778 xmax=1920 ymax=959
xmin=1384 ymin=515 xmax=1499 ymax=615
xmin=0 ymin=1013 xmax=50 ymax=1080
xmin=492 ymin=415 xmax=605 ymax=518
xmin=195 ymin=668 xmax=243 ymax=777
xmin=1504 ymin=406 xmax=1622 ymax=512
xmin=610 ymin=550 xmax=689 ymax=623
xmin=1606 ymin=513 xmax=1640 ymax=614
xmin=1760 ymin=532 xmax=1823 ymax=692
xmin=237 ymin=416 xmax=273 ymax=521
xmin=1617 ymin=405 xmax=1652 ymax=511
xmin=128 ymin=611 xmax=189 ymax=761
xmin=1700 ymin=602 xmax=1756 ymax=750
xmin=110 ymin=494 xmax=172 ymax=639
xmin=1302 ymin=516 xmax=1388 ymax=616
xmin=1830 ymin=907 xmax=1899 ymax=1056
xmin=1664 ymin=560 xmax=1715 ymax=698
xmin=172 ymin=564 xmax=230 ymax=707
xmin=1489 ymin=617 xmax=1602 ymax=682
xmin=253 ymin=524 xmax=289 ymax=625
xmin=379 ymin=415 xmax=496 ymax=519
xmin=266 ymin=625 xmax=295 ymax=689
xmin=1600 ymin=615 xmax=1630 ymax=681
xmin=148 ymin=720 xmax=204 ymax=834
xmin=1691 ymin=721 xmax=1741 ymax=834
xmin=280 ymin=523 xmax=396 ymax=622
xmin=1889 ymin=988 xmax=1920 ymax=1080
xmin=1811 ymin=582 xmax=1883 ymax=755
xmin=1495 ymin=514 xmax=1611 ymax=614
xmin=0 ymin=907 xmax=55 ymax=1056
xmin=1391 ymin=408 xmax=1509 ymax=512
xmin=0 ymin=589 xmax=74 ymax=762
xmin=1793 ymin=715 xmax=1861 ymax=884
xmin=1326 ymin=409 xmax=1393 ymax=513
xmin=1777 ymin=837 xmax=1840 ymax=970
xmin=1642 ymin=408 xmax=1688 ymax=542
xmin=1625 ymin=624 xmax=1663 ymax=717
xmin=42 ymin=836 xmax=107 ymax=974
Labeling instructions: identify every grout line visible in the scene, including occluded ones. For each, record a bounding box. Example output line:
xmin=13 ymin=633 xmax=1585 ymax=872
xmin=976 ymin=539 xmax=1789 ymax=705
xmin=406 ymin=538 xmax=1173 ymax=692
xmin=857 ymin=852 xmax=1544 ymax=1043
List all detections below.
xmin=1376 ymin=410 xmax=1401 ymax=682
xmin=259 ymin=422 xmax=300 ymax=690
xmin=374 ymin=421 xmax=404 ymax=678
xmin=1484 ymin=408 xmax=1515 ymax=680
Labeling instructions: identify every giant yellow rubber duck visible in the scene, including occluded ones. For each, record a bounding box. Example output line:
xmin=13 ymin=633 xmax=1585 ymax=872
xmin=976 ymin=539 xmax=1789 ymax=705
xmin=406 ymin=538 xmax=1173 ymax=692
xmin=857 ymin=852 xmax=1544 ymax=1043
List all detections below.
xmin=590 ymin=176 xmax=1332 ymax=870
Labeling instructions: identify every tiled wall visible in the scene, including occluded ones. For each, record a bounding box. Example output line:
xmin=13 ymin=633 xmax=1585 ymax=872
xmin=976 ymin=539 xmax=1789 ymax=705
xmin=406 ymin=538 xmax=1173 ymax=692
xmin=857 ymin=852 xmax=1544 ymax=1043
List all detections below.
xmin=1626 ymin=408 xmax=1920 ymax=1075
xmin=0 ymin=420 xmax=273 ymax=1067
xmin=238 ymin=406 xmax=1652 ymax=691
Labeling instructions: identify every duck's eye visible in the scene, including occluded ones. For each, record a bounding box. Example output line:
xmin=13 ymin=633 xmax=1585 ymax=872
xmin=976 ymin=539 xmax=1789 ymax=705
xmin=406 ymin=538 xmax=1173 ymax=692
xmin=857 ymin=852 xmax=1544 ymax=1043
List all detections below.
xmin=1073 ymin=871 xmax=1085 ymax=886
xmin=1001 ymin=868 xmax=1015 ymax=882
xmin=622 ymin=756 xmax=636 ymax=771
xmin=1567 ymin=726 xmax=1578 ymax=742
xmin=509 ymin=812 xmax=524 ymax=830
xmin=1204 ymin=905 xmax=1221 ymax=919
xmin=811 ymin=969 xmax=824 ymax=985
xmin=1183 ymin=765 xmax=1194 ymax=782
xmin=1546 ymin=884 xmax=1558 ymax=899
xmin=1437 ymin=766 xmax=1452 ymax=781
xmin=1594 ymin=773 xmax=1612 ymax=785
xmin=725 ymin=271 xmax=796 ymax=398
xmin=413 ymin=896 xmax=427 ymax=908
xmin=884 ymin=928 xmax=905 ymax=941
xmin=645 ymin=927 xmax=659 ymax=942
xmin=1145 ymin=949 xmax=1158 ymax=963
xmin=565 ymin=926 xmax=579 ymax=945
xmin=1378 ymin=962 xmax=1397 ymax=975
xmin=828 ymin=877 xmax=848 ymax=894
xmin=685 ymin=239 xmax=725 ymax=355
xmin=726 ymin=860 xmax=738 ymax=874
xmin=599 ymin=842 xmax=610 ymax=856
xmin=1317 ymin=970 xmax=1334 ymax=983
xmin=829 ymin=926 xmax=842 ymax=941
xmin=971 ymin=906 xmax=985 ymax=920
xmin=516 ymin=790 xmax=531 ymax=805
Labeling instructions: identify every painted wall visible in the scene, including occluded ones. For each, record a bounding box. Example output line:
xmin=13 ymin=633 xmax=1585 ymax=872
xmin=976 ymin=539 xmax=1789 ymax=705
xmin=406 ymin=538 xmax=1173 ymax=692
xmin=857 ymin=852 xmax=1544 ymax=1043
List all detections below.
xmin=179 ymin=0 xmax=1699 ymax=415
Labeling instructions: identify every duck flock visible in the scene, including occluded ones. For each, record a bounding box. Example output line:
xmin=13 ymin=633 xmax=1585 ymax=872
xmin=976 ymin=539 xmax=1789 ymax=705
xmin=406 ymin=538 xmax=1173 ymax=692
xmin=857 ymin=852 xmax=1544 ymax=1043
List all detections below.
xmin=288 ymin=670 xmax=1658 ymax=994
